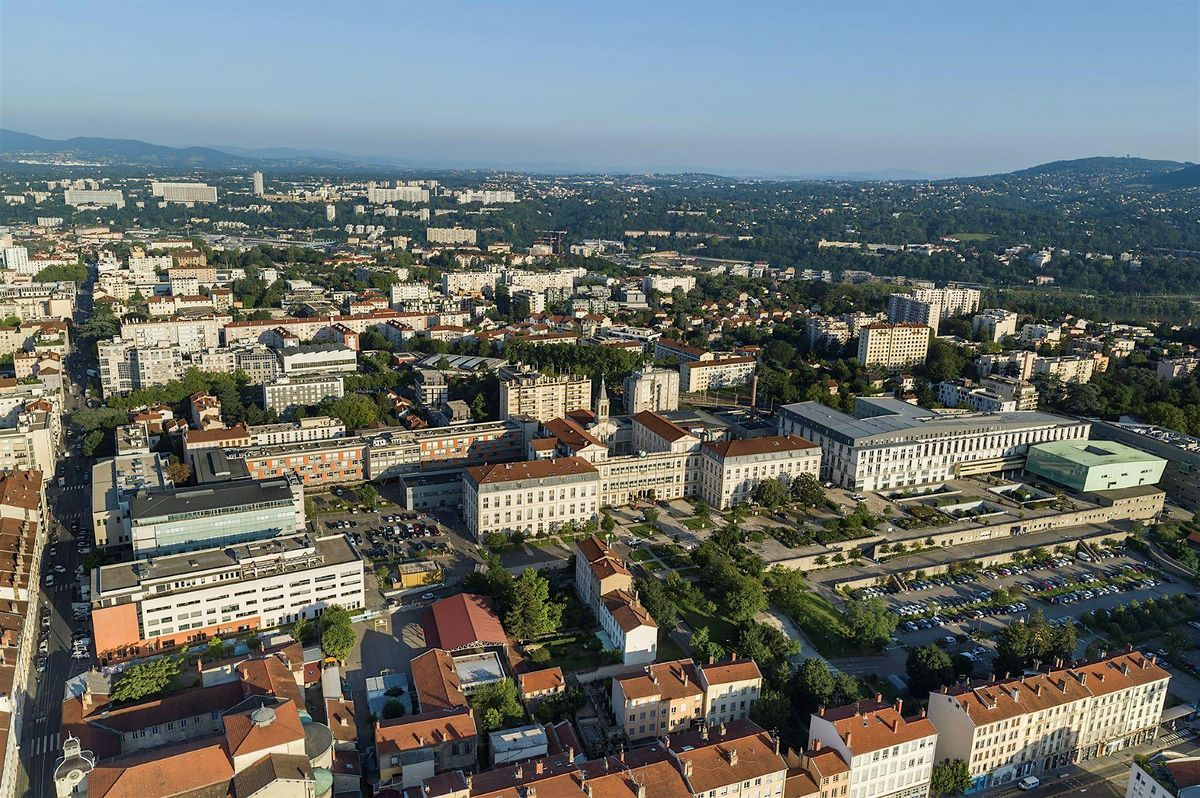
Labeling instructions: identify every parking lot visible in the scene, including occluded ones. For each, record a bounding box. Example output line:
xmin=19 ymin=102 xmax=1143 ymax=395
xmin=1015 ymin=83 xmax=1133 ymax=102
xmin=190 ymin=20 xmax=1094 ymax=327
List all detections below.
xmin=854 ymin=548 xmax=1192 ymax=655
xmin=317 ymin=508 xmax=455 ymax=562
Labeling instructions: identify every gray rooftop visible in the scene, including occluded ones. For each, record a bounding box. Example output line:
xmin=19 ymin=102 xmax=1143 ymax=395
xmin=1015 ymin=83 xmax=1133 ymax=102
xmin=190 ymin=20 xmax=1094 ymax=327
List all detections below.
xmin=780 ymin=398 xmax=1084 ymax=444
xmin=129 ymin=477 xmax=296 ymax=521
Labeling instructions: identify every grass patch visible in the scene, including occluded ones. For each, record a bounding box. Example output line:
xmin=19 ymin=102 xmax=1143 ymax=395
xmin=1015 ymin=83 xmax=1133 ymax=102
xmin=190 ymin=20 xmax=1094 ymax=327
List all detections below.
xmin=677 ymin=593 xmax=739 ymax=649
xmin=681 ymin=517 xmax=711 ymax=531
xmin=629 ymin=549 xmax=654 ymax=562
xmin=649 ymin=544 xmax=690 ymax=570
xmin=538 ymin=633 xmax=608 ymax=672
xmin=628 ymin=524 xmax=658 ymax=539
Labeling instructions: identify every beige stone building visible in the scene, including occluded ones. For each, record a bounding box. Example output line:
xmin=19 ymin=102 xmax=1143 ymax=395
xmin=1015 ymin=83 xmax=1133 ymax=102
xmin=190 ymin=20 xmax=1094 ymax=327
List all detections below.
xmin=464 ymin=457 xmax=600 ymax=540
xmin=857 ymin=323 xmax=930 ymax=371
xmin=611 ymin=657 xmax=763 ymax=740
xmin=498 ymin=366 xmax=591 ymax=422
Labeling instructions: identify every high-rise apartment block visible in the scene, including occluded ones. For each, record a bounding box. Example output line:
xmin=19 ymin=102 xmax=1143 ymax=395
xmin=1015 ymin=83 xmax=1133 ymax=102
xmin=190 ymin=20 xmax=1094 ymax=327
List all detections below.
xmin=426 ymin=227 xmax=477 ymax=245
xmin=857 ymin=323 xmax=930 ymax=371
xmin=623 ymin=366 xmax=680 ymax=414
xmin=973 ymin=308 xmax=1019 ymax=342
xmin=96 ymin=338 xmax=184 ymax=397
xmin=498 ymin=366 xmax=591 ymax=422
xmin=150 ymin=181 xmax=218 ymax=204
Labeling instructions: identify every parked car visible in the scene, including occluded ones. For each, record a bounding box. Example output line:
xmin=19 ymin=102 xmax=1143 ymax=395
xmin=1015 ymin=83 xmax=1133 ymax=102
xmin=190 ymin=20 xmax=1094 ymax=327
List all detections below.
xmin=1017 ymin=776 xmax=1040 ymax=791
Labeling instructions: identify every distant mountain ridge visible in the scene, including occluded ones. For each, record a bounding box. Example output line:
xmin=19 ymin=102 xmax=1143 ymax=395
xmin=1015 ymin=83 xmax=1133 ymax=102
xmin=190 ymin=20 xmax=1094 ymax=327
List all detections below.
xmin=1 ymin=128 xmax=1196 ymax=186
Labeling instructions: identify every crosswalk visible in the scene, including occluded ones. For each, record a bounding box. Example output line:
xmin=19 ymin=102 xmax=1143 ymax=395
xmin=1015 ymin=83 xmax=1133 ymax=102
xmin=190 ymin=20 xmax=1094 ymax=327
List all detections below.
xmin=24 ymin=732 xmax=59 ymax=757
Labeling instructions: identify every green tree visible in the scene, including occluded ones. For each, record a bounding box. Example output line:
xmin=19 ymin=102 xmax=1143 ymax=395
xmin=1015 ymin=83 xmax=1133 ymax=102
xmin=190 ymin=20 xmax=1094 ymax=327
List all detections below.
xmin=843 ymin=597 xmax=898 ymax=649
xmin=635 ymin=576 xmax=681 ymax=631
xmin=357 ymin=484 xmax=379 ymax=509
xmin=753 ymin=477 xmax=791 ymax=509
xmin=319 ymin=393 xmax=379 ymax=429
xmin=504 ymin=569 xmax=563 ymax=641
xmin=320 ymin=605 xmax=353 ymax=633
xmin=993 ymin=610 xmax=1075 ymax=676
xmin=906 ymin=644 xmax=955 ymax=695
xmin=691 ymin=626 xmax=725 ymax=663
xmin=469 ymin=678 xmax=525 ymax=732
xmin=291 ymin=616 xmax=311 ymax=643
xmin=321 ymin=623 xmax=356 ymax=662
xmin=206 ymin=636 xmax=228 ymax=661
xmin=930 ymin=760 xmax=973 ymax=797
xmin=793 ymin=657 xmax=836 ymax=713
xmin=382 ymin=698 xmax=406 ymax=720
xmin=82 ymin=429 xmax=105 ymax=457
xmin=112 ymin=656 xmax=183 ymax=703
xmin=790 ymin=473 xmax=826 ymax=507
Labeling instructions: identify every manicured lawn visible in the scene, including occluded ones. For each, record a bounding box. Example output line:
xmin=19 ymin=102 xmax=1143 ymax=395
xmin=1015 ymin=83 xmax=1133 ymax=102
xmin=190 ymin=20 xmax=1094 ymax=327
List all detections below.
xmin=628 ymin=524 xmax=658 ymax=539
xmin=629 ymin=549 xmax=654 ymax=562
xmin=772 ymin=588 xmax=870 ymax=659
xmin=649 ymin=544 xmax=690 ymax=570
xmin=681 ymin=517 xmax=712 ymax=531
xmin=537 ymin=633 xmax=608 ymax=671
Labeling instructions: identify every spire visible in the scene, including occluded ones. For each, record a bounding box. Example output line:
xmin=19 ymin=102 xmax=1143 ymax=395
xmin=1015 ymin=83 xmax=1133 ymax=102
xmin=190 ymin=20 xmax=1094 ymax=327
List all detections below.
xmin=596 ymin=377 xmax=610 ymax=421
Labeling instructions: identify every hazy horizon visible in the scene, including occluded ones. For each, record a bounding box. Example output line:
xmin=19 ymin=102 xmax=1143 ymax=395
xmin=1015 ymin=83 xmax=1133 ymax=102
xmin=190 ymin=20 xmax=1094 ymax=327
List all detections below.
xmin=2 ymin=0 xmax=1197 ymax=176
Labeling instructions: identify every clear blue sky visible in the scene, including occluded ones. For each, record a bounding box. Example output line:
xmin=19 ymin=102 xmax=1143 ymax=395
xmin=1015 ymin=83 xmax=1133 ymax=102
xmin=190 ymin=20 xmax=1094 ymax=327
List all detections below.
xmin=2 ymin=0 xmax=1197 ymax=176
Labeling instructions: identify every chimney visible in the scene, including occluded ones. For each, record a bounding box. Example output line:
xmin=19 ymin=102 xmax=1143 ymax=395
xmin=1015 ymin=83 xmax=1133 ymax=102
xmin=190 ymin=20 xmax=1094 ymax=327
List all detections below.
xmin=874 ymin=692 xmax=882 ymax=703
xmin=919 ymin=708 xmax=927 ymax=719
xmin=1010 ymin=688 xmax=1020 ymax=702
xmin=536 ymin=760 xmax=544 ymax=775
xmin=725 ymin=748 xmax=739 ymax=767
xmin=719 ymin=723 xmax=727 ymax=737
xmin=817 ymin=706 xmax=825 ymax=717
xmin=568 ymin=746 xmax=575 ymax=761
xmin=845 ymin=732 xmax=852 ymax=748
xmin=682 ymin=759 xmax=694 ymax=778
xmin=528 ymin=788 xmax=537 ymax=798
xmin=516 ymin=765 xmax=524 ymax=779
xmin=1146 ymin=654 xmax=1155 ymax=669
xmin=700 ymin=724 xmax=709 ymax=742
xmin=730 ymin=651 xmax=737 ymax=661
xmin=894 ymin=699 xmax=904 ymax=717
xmin=708 ymin=655 xmax=714 ymax=666
xmin=813 ymin=740 xmax=823 ymax=752
xmin=636 ymin=785 xmax=647 ymax=798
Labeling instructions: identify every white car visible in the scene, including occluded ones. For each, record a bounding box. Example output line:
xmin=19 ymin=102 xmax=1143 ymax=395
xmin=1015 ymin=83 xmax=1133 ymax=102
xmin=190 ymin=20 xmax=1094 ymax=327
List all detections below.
xmin=1017 ymin=776 xmax=1040 ymax=790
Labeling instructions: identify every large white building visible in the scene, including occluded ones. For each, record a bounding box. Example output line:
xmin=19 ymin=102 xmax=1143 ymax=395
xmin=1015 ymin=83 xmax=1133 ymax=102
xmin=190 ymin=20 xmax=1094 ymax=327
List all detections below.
xmin=973 ymin=308 xmax=1019 ymax=343
xmin=778 ymin=397 xmax=1090 ymax=491
xmin=96 ymin=338 xmax=184 ymax=396
xmin=699 ymin=435 xmax=822 ymax=509
xmin=623 ymin=366 xmax=680 ymax=414
xmin=427 ymin=227 xmax=477 ymax=245
xmin=927 ymin=651 xmax=1169 ymax=792
xmin=680 ymin=356 xmax=756 ymax=393
xmin=90 ymin=532 xmax=364 ymax=662
xmin=262 ymin=375 xmax=345 ymax=414
xmin=118 ymin=315 xmax=229 ymax=355
xmin=368 ymin=185 xmax=429 ymax=203
xmin=64 ymin=188 xmax=125 ymax=208
xmin=279 ymin=343 xmax=358 ymax=377
xmin=1 ymin=247 xmax=30 ymax=274
xmin=464 ymin=457 xmax=600 ymax=540
xmin=857 ymin=323 xmax=930 ymax=371
xmin=808 ymin=699 xmax=938 ymax=798
xmin=150 ymin=181 xmax=218 ymax=204
xmin=574 ymin=535 xmax=657 ymax=665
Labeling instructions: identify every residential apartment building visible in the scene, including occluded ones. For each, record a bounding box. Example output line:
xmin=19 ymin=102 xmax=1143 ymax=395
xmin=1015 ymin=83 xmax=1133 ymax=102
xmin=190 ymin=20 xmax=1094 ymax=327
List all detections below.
xmin=857 ymin=324 xmax=930 ymax=372
xmin=118 ymin=315 xmax=228 ymax=355
xmin=574 ymin=535 xmax=657 ymax=665
xmin=1034 ymin=354 xmax=1100 ymax=385
xmin=151 ymin=181 xmax=218 ymax=203
xmin=611 ymin=657 xmax=764 ymax=741
xmin=927 ymin=650 xmax=1169 ymax=792
xmin=698 ymin=435 xmax=822 ymax=510
xmin=0 ymin=283 xmax=76 ymax=321
xmin=63 ymin=188 xmax=125 ymax=208
xmin=808 ymin=699 xmax=938 ymax=798
xmin=248 ymin=416 xmax=346 ymax=446
xmin=127 ymin=476 xmax=305 ymax=556
xmin=655 ymin=338 xmax=711 ymax=364
xmin=96 ymin=338 xmax=184 ymax=396
xmin=279 ymin=343 xmax=358 ymax=377
xmin=426 ymin=227 xmax=477 ymax=245
xmin=262 ymin=375 xmax=345 ymax=414
xmin=0 ymin=471 xmax=46 ymax=798
xmin=1157 ymin=357 xmax=1199 ymax=382
xmin=368 ymin=185 xmax=430 ymax=203
xmin=374 ymin=708 xmax=476 ymax=790
xmin=973 ymin=309 xmax=1019 ymax=343
xmin=498 ymin=366 xmax=591 ymax=422
xmin=681 ymin=356 xmax=756 ymax=393
xmin=888 ymin=287 xmax=981 ymax=335
xmin=937 ymin=378 xmax=1038 ymax=413
xmin=91 ymin=532 xmax=365 ymax=662
xmin=464 ymin=457 xmax=600 ymax=540
xmin=778 ymin=397 xmax=1089 ymax=491
xmin=808 ymin=316 xmax=853 ymax=351
xmin=624 ymin=366 xmax=681 ymax=414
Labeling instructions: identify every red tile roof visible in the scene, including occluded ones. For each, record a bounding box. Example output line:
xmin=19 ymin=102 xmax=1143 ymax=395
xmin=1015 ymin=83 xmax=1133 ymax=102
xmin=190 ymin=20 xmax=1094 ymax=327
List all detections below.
xmin=428 ymin=594 xmax=508 ymax=651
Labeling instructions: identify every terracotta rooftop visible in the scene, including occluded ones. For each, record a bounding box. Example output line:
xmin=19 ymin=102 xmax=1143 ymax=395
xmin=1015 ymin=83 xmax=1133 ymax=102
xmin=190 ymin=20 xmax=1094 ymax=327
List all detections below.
xmin=673 ymin=720 xmax=787 ymax=794
xmin=820 ymin=699 xmax=937 ymax=755
xmin=411 ymin=648 xmax=468 ymax=712
xmin=631 ymin=410 xmax=694 ymax=443
xmin=700 ymin=659 xmax=763 ymax=685
xmin=428 ymin=593 xmax=508 ymax=651
xmin=233 ymin=752 xmax=312 ymax=795
xmin=519 ymin=667 xmax=566 ymax=696
xmin=86 ymin=736 xmax=234 ymax=798
xmin=616 ymin=659 xmax=701 ymax=702
xmin=222 ymin=699 xmax=305 ymax=758
xmin=375 ymin=707 xmax=477 ymax=755
xmin=703 ymin=434 xmax=819 ymax=460
xmin=603 ymin=590 xmax=657 ymax=633
xmin=466 ymin=457 xmax=598 ymax=486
